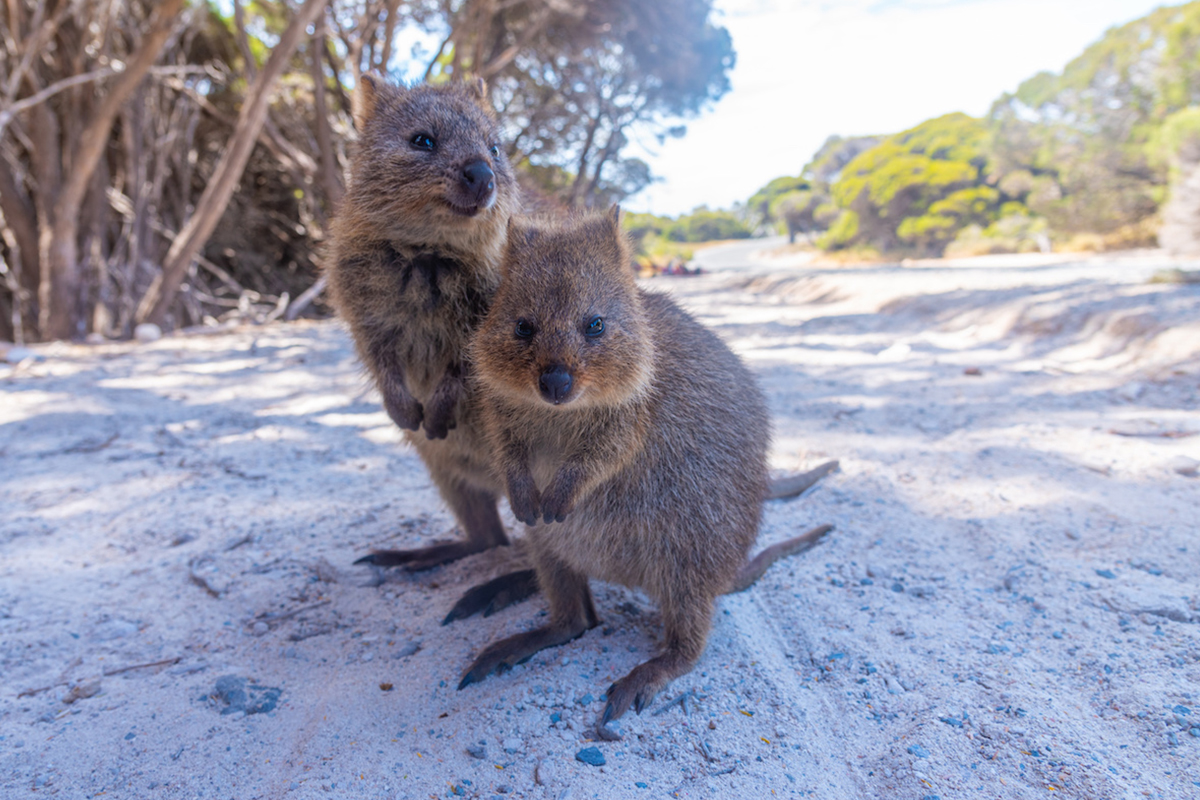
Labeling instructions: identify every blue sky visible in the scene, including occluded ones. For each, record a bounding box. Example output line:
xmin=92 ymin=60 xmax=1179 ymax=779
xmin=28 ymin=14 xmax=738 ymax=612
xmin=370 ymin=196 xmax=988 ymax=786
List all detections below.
xmin=624 ymin=0 xmax=1175 ymax=216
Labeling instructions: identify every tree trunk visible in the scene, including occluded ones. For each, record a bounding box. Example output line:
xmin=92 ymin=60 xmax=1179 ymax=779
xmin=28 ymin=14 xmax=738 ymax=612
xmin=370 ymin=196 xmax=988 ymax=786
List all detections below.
xmin=0 ymin=157 xmax=40 ymax=321
xmin=310 ymin=14 xmax=343 ymax=213
xmin=42 ymin=0 xmax=183 ymax=340
xmin=137 ymin=0 xmax=329 ymax=328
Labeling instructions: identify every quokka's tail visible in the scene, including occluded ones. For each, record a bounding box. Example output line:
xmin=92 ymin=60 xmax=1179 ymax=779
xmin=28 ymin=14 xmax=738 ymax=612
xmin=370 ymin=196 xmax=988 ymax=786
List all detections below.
xmin=764 ymin=460 xmax=839 ymax=501
xmin=729 ymin=524 xmax=834 ymax=594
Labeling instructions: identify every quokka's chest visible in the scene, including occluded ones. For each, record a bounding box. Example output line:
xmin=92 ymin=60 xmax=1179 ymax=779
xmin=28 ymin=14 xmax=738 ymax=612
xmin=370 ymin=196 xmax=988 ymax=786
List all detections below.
xmin=389 ymin=251 xmax=491 ymax=323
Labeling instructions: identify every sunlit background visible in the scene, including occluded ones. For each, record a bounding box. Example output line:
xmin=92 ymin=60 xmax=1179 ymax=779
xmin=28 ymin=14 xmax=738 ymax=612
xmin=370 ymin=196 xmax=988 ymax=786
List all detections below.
xmin=3 ymin=0 xmax=1200 ymax=343
xmin=630 ymin=0 xmax=1169 ymax=216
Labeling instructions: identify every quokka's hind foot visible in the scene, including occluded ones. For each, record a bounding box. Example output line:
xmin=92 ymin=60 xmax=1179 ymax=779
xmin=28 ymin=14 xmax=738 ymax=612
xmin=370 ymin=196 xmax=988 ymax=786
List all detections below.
xmin=457 ymin=620 xmax=591 ymax=690
xmin=442 ymin=569 xmax=539 ymax=625
xmin=602 ymin=655 xmax=685 ymax=725
xmin=354 ymin=540 xmax=490 ymax=572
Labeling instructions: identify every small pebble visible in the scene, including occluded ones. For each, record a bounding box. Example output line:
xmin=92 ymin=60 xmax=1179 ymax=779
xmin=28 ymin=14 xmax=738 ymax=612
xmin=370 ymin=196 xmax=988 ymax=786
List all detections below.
xmin=252 ymin=621 xmax=270 ymax=635
xmin=1095 ymin=569 xmax=1116 ymax=580
xmin=575 ymin=746 xmax=605 ymax=766
xmin=1168 ymin=456 xmax=1199 ymax=477
xmin=134 ymin=323 xmax=162 ymax=343
xmin=502 ymin=737 xmax=522 ymax=754
xmin=63 ymin=679 xmax=102 ymax=704
xmin=635 ymin=781 xmax=649 ymax=788
xmin=907 ymin=744 xmax=930 ymax=758
xmin=466 ymin=743 xmax=487 ymax=759
xmin=394 ymin=641 xmax=421 ymax=659
xmin=596 ymin=722 xmax=622 ymax=742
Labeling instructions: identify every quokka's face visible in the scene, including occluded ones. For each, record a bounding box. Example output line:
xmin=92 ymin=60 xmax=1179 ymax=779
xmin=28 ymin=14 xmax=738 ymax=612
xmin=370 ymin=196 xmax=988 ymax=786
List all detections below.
xmin=473 ymin=215 xmax=654 ymax=410
xmin=353 ymin=79 xmax=516 ymax=236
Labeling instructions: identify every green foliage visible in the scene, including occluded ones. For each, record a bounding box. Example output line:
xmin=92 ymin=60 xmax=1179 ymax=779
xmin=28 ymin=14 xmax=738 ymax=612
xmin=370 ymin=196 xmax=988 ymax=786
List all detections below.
xmin=623 ymin=211 xmax=674 ymax=241
xmin=747 ymin=175 xmax=810 ymax=225
xmin=770 ymin=189 xmax=826 ymax=242
xmin=821 ymin=114 xmax=994 ymax=254
xmin=1148 ymin=107 xmax=1200 ymax=177
xmin=665 ymin=207 xmax=752 ymax=242
xmin=983 ymin=2 xmax=1200 ymax=236
xmin=802 ymin=135 xmax=883 ymax=184
xmin=817 ymin=210 xmax=859 ymax=249
xmin=945 ymin=215 xmax=1049 ymax=257
xmin=790 ymin=2 xmax=1200 ymax=256
xmin=622 ymin=208 xmax=748 ymax=258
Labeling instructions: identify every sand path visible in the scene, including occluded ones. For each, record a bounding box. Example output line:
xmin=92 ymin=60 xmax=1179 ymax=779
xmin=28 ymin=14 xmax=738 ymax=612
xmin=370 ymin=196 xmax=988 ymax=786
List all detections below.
xmin=2 ymin=245 xmax=1198 ymax=799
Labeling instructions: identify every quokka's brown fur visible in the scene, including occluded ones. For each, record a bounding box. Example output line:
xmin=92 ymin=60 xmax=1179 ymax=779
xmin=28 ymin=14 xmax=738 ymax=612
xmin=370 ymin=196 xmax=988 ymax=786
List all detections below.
xmin=325 ymin=76 xmax=520 ymax=569
xmin=457 ymin=208 xmax=774 ymax=724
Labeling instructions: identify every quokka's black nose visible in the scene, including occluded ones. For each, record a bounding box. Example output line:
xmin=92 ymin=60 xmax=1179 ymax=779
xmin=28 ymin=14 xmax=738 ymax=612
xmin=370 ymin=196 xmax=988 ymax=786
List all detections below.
xmin=539 ymin=367 xmax=573 ymax=404
xmin=461 ymin=160 xmax=495 ymax=206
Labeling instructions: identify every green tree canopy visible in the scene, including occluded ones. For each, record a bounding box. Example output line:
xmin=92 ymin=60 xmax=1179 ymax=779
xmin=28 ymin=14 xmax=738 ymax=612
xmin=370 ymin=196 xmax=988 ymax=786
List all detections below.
xmin=821 ymin=113 xmax=995 ymax=254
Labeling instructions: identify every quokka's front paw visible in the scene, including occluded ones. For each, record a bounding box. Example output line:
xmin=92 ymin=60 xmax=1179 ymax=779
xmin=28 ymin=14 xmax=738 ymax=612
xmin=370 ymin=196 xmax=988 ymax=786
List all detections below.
xmin=507 ymin=477 xmax=541 ymax=527
xmin=539 ymin=479 xmax=577 ymax=524
xmin=422 ymin=373 xmax=463 ymax=440
xmin=422 ymin=405 xmax=457 ymax=440
xmin=383 ymin=389 xmax=423 ymax=431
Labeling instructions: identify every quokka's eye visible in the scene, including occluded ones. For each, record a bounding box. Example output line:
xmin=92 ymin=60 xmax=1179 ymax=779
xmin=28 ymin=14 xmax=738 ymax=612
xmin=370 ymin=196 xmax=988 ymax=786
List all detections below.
xmin=514 ymin=319 xmax=536 ymax=339
xmin=490 ymin=144 xmax=501 ymax=157
xmin=585 ymin=316 xmax=605 ymax=337
xmin=411 ymin=133 xmax=435 ymax=150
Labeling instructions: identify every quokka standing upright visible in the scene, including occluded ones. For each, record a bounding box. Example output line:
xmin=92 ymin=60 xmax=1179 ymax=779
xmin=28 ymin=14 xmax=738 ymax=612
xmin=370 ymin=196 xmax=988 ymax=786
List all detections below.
xmin=325 ymin=77 xmax=520 ymax=570
xmin=457 ymin=208 xmax=775 ymax=723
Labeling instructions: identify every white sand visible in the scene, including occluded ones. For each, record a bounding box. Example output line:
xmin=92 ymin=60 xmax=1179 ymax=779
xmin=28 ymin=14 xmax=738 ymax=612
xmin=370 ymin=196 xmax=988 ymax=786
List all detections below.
xmin=2 ymin=245 xmax=1199 ymax=799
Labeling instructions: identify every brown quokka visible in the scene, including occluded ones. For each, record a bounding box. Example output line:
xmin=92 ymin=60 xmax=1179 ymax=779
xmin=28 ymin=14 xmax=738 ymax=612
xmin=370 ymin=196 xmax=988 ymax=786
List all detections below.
xmin=456 ymin=208 xmax=828 ymax=724
xmin=326 ymin=76 xmax=520 ymax=570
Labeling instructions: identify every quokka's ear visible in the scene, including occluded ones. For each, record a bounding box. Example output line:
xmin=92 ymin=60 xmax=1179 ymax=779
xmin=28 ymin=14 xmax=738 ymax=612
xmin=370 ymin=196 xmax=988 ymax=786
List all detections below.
xmin=355 ymin=72 xmax=405 ymax=131
xmin=355 ymin=73 xmax=382 ymax=131
xmin=470 ymin=76 xmax=488 ymax=102
xmin=608 ymin=204 xmax=623 ymax=227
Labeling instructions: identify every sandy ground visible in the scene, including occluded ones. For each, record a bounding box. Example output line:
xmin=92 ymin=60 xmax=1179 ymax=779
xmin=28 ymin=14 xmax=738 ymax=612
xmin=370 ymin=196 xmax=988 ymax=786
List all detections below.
xmin=2 ymin=244 xmax=1199 ymax=800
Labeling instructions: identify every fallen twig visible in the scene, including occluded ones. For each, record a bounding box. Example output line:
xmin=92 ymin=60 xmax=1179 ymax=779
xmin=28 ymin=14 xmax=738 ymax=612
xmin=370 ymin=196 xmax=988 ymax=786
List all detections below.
xmin=16 ymin=682 xmax=67 ymax=699
xmin=653 ymin=689 xmax=698 ymax=716
xmin=63 ymin=433 xmax=120 ymax=454
xmin=103 ymin=657 xmax=181 ymax=676
xmin=249 ymin=599 xmax=331 ymax=630
xmin=17 ymin=656 xmax=83 ymax=697
xmin=1109 ymin=427 xmax=1196 ymax=439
